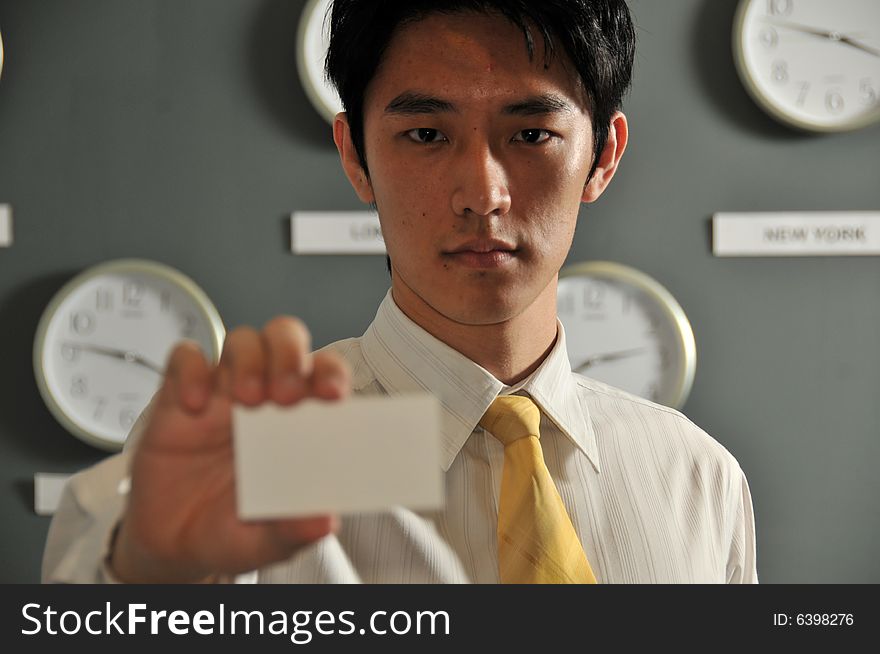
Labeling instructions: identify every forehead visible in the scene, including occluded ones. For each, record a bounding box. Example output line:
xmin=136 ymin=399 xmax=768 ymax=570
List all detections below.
xmin=364 ymin=11 xmax=589 ymax=114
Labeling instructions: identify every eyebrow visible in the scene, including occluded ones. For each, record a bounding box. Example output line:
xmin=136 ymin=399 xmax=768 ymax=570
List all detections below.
xmin=385 ymin=92 xmax=456 ymax=115
xmin=503 ymin=94 xmax=574 ymax=116
xmin=384 ymin=92 xmax=575 ymax=116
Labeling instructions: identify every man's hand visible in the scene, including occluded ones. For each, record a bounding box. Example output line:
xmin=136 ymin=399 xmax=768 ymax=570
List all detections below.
xmin=110 ymin=316 xmax=352 ymax=583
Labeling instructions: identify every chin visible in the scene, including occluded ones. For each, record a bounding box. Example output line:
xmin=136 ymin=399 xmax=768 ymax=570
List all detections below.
xmin=433 ymin=289 xmax=525 ymax=326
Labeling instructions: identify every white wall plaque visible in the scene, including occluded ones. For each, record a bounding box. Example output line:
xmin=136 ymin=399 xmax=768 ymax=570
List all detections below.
xmin=713 ymin=212 xmax=880 ymax=257
xmin=34 ymin=472 xmax=73 ymax=516
xmin=0 ymin=204 xmax=12 ymax=247
xmin=291 ymin=211 xmax=385 ymax=255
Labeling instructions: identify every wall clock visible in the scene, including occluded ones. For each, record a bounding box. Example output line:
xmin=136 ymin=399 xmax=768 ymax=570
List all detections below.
xmin=297 ymin=0 xmax=341 ymax=124
xmin=733 ymin=0 xmax=880 ymax=132
xmin=33 ymin=259 xmax=225 ymax=451
xmin=557 ymin=261 xmax=697 ymax=409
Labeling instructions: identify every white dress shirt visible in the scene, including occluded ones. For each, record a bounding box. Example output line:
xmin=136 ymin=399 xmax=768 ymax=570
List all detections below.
xmin=42 ymin=288 xmax=758 ymax=583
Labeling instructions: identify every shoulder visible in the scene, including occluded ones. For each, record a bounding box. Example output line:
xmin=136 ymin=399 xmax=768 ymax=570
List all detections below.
xmin=316 ymin=335 xmax=360 ymax=361
xmin=315 ymin=336 xmax=377 ymax=393
xmin=573 ymin=373 xmax=743 ymax=479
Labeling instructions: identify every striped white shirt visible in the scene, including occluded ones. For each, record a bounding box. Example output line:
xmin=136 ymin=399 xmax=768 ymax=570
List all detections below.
xmin=43 ymin=288 xmax=757 ymax=583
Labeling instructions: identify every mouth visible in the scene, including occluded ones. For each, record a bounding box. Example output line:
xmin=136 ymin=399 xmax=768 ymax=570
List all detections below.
xmin=442 ymin=239 xmax=519 ymax=269
xmin=444 ymin=238 xmax=518 ymax=254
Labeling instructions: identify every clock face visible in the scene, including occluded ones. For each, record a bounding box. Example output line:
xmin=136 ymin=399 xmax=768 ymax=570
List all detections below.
xmin=34 ymin=260 xmax=224 ymax=451
xmin=557 ymin=262 xmax=696 ymax=409
xmin=297 ymin=0 xmax=341 ymax=124
xmin=734 ymin=0 xmax=880 ymax=131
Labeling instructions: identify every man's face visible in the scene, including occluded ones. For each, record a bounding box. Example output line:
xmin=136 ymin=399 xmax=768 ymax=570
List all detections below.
xmin=342 ymin=11 xmax=610 ymax=326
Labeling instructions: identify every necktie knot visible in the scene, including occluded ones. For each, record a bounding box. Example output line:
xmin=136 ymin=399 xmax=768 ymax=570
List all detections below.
xmin=479 ymin=395 xmax=541 ymax=447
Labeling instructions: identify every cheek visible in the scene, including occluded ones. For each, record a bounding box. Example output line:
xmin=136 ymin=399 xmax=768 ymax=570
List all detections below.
xmin=371 ymin=140 xmax=439 ymax=206
xmin=514 ymin=156 xmax=585 ymax=250
xmin=517 ymin=143 xmax=590 ymax=196
xmin=528 ymin=212 xmax=577 ymax=266
xmin=370 ymin=166 xmax=443 ymax=263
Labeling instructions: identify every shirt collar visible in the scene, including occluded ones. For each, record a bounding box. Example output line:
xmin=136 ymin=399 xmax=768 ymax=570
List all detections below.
xmin=360 ymin=289 xmax=600 ymax=472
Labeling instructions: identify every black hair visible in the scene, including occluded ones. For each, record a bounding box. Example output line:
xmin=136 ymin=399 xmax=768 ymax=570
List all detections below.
xmin=324 ymin=0 xmax=636 ymax=278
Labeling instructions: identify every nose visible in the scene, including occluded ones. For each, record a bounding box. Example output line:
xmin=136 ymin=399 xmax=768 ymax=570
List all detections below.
xmin=450 ymin=141 xmax=512 ymax=217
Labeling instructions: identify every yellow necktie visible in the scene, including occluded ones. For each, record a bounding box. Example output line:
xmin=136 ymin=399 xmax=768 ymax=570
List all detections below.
xmin=479 ymin=395 xmax=597 ymax=584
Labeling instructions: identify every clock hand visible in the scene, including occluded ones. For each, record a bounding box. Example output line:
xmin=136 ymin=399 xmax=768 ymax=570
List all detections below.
xmin=762 ymin=18 xmax=880 ymax=58
xmin=127 ymin=352 xmax=164 ymax=375
xmin=573 ymin=346 xmax=648 ymax=373
xmin=66 ymin=342 xmax=164 ymax=375
xmin=838 ymin=35 xmax=880 ymax=59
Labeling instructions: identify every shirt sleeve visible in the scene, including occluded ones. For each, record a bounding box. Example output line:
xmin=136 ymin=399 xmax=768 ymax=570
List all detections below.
xmin=725 ymin=467 xmax=759 ymax=584
xmin=42 ymin=396 xmax=149 ymax=583
xmin=41 ymin=451 xmax=130 ymax=583
xmin=42 ymin=395 xmax=258 ymax=584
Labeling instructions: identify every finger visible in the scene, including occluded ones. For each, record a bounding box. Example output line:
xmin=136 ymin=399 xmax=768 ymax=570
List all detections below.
xmin=269 ymin=514 xmax=340 ymax=549
xmin=261 ymin=316 xmax=313 ymax=405
xmin=308 ymin=350 xmax=352 ymax=401
xmin=213 ymin=352 xmax=232 ymax=398
xmin=160 ymin=340 xmax=212 ymax=414
xmin=220 ymin=327 xmax=266 ymax=406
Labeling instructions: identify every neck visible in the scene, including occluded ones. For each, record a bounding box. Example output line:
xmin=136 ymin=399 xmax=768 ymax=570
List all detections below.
xmin=390 ymin=276 xmax=559 ymax=386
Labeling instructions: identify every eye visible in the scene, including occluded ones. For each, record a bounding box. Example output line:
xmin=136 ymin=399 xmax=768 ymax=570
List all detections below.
xmin=512 ymin=129 xmax=552 ymax=144
xmin=406 ymin=128 xmax=448 ymax=144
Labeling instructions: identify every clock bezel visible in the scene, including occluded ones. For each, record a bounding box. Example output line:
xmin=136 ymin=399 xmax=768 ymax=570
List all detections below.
xmin=732 ymin=0 xmax=880 ymax=133
xmin=558 ymin=260 xmax=697 ymax=410
xmin=296 ymin=0 xmax=340 ymax=125
xmin=32 ymin=258 xmax=226 ymax=451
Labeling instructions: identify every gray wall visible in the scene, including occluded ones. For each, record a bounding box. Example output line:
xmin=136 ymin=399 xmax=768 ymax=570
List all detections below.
xmin=0 ymin=0 xmax=877 ymax=583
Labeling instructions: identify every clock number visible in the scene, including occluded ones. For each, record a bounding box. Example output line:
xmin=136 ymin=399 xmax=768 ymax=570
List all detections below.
xmin=160 ymin=290 xmax=171 ymax=312
xmin=759 ymin=27 xmax=778 ymax=49
xmin=859 ymin=79 xmax=876 ymax=106
xmin=766 ymin=0 xmax=793 ymax=16
xmin=70 ymin=375 xmax=88 ymax=398
xmin=825 ymin=90 xmax=844 ymax=114
xmin=181 ymin=312 xmax=196 ymax=337
xmin=582 ymin=284 xmax=605 ymax=311
xmin=93 ymin=397 xmax=107 ymax=420
xmin=558 ymin=293 xmax=575 ymax=316
xmin=61 ymin=343 xmax=80 ymax=362
xmin=123 ymin=281 xmax=144 ymax=308
xmin=770 ymin=60 xmax=788 ymax=84
xmin=119 ymin=408 xmax=138 ymax=430
xmin=70 ymin=311 xmax=95 ymax=335
xmin=796 ymin=81 xmax=810 ymax=107
xmin=96 ymin=287 xmax=113 ymax=311
xmin=659 ymin=346 xmax=671 ymax=370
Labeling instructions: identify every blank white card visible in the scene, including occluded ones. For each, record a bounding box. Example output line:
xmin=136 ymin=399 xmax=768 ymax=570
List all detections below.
xmin=233 ymin=394 xmax=443 ymax=520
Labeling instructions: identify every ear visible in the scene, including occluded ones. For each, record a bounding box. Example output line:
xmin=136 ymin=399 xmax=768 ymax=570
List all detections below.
xmin=333 ymin=112 xmax=375 ymax=204
xmin=581 ymin=111 xmax=628 ymax=203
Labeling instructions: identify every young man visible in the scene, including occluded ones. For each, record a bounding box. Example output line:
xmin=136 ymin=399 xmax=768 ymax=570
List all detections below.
xmin=43 ymin=0 xmax=757 ymax=583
